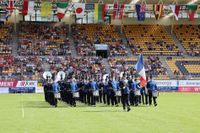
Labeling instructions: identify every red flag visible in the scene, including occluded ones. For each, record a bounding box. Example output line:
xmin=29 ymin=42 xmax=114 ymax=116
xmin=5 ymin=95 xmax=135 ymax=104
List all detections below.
xmin=6 ymin=0 xmax=14 ymax=15
xmin=22 ymin=0 xmax=28 ymax=16
xmin=102 ymin=4 xmax=106 ymax=21
xmin=113 ymin=4 xmax=118 ymax=19
xmin=119 ymin=4 xmax=124 ymax=19
xmin=113 ymin=4 xmax=124 ymax=20
xmin=188 ymin=11 xmax=195 ymax=21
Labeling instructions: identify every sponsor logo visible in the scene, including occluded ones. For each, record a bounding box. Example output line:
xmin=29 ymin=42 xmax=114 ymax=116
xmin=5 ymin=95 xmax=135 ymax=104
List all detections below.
xmin=17 ymin=81 xmax=37 ymax=87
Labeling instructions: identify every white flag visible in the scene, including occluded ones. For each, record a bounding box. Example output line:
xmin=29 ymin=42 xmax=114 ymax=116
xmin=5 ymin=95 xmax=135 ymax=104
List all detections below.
xmin=28 ymin=1 xmax=35 ymax=15
xmin=170 ymin=5 xmax=180 ymax=20
xmin=74 ymin=3 xmax=85 ymax=18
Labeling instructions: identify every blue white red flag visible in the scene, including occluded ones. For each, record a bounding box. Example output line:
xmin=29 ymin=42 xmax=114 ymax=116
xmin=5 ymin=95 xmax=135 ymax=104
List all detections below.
xmin=135 ymin=54 xmax=146 ymax=87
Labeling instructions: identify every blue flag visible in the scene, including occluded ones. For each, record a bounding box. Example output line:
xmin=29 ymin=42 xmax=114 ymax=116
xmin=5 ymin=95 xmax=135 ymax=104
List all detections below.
xmin=135 ymin=4 xmax=145 ymax=21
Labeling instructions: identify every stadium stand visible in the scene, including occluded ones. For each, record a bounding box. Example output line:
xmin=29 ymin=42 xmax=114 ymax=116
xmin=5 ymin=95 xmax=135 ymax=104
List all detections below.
xmin=18 ymin=22 xmax=71 ymax=56
xmin=72 ymin=24 xmax=127 ymax=57
xmin=47 ymin=56 xmax=106 ymax=79
xmin=1 ymin=21 xmax=200 ymax=80
xmin=0 ymin=23 xmax=13 ymax=55
xmin=166 ymin=58 xmax=200 ymax=79
xmin=123 ymin=25 xmax=180 ymax=56
xmin=109 ymin=56 xmax=169 ymax=80
xmin=173 ymin=25 xmax=200 ymax=56
xmin=0 ymin=56 xmax=44 ymax=80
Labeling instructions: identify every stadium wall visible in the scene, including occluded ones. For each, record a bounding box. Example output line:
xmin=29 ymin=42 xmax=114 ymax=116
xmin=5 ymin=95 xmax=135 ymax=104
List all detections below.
xmin=0 ymin=80 xmax=200 ymax=94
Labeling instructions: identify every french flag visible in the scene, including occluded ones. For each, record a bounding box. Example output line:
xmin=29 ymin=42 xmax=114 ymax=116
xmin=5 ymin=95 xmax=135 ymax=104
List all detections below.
xmin=135 ymin=54 xmax=146 ymax=87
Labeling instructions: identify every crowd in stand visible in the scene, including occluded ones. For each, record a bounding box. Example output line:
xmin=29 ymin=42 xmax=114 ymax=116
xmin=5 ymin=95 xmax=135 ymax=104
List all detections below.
xmin=0 ymin=56 xmax=45 ymax=80
xmin=108 ymin=56 xmax=168 ymax=79
xmin=0 ymin=23 xmax=13 ymax=55
xmin=0 ymin=56 xmax=106 ymax=80
xmin=18 ymin=22 xmax=71 ymax=56
xmin=72 ymin=24 xmax=127 ymax=57
xmin=47 ymin=56 xmax=106 ymax=79
xmin=1 ymin=22 xmax=200 ymax=81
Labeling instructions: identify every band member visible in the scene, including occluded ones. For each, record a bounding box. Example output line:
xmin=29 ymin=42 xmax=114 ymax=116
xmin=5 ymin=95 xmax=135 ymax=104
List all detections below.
xmin=58 ymin=80 xmax=66 ymax=102
xmin=52 ymin=81 xmax=61 ymax=107
xmin=130 ymin=78 xmax=137 ymax=106
xmin=43 ymin=80 xmax=49 ymax=102
xmin=98 ymin=79 xmax=104 ymax=103
xmin=103 ymin=77 xmax=109 ymax=104
xmin=121 ymin=77 xmax=131 ymax=112
xmin=147 ymin=76 xmax=158 ymax=106
xmin=64 ymin=79 xmax=71 ymax=104
xmin=82 ymin=79 xmax=88 ymax=104
xmin=89 ymin=78 xmax=99 ymax=106
xmin=143 ymin=77 xmax=149 ymax=105
xmin=134 ymin=79 xmax=141 ymax=106
xmin=78 ymin=79 xmax=85 ymax=103
xmin=110 ymin=77 xmax=119 ymax=106
xmin=70 ymin=78 xmax=78 ymax=107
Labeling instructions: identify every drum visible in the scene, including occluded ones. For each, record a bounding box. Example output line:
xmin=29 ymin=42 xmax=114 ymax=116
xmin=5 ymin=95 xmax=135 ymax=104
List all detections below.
xmin=93 ymin=90 xmax=99 ymax=97
xmin=115 ymin=90 xmax=121 ymax=96
xmin=73 ymin=92 xmax=80 ymax=98
xmin=153 ymin=91 xmax=158 ymax=97
xmin=135 ymin=90 xmax=141 ymax=96
xmin=54 ymin=93 xmax=60 ymax=99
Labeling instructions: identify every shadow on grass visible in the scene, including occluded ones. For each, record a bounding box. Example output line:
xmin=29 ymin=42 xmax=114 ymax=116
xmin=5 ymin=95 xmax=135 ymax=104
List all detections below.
xmin=23 ymin=101 xmax=150 ymax=109
xmin=82 ymin=110 xmax=125 ymax=112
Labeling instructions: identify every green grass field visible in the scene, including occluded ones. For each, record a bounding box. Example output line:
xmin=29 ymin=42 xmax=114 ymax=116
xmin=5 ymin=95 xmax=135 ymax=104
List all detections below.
xmin=0 ymin=93 xmax=200 ymax=133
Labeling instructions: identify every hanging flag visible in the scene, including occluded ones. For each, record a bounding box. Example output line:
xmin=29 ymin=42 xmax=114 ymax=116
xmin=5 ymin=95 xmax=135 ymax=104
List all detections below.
xmin=0 ymin=9 xmax=9 ymax=21
xmin=170 ymin=5 xmax=180 ymax=20
xmin=56 ymin=2 xmax=68 ymax=19
xmin=85 ymin=3 xmax=95 ymax=10
xmin=74 ymin=3 xmax=85 ymax=18
xmin=113 ymin=4 xmax=124 ymax=20
xmin=22 ymin=0 xmax=28 ymax=16
xmin=28 ymin=1 xmax=35 ymax=15
xmin=186 ymin=5 xmax=197 ymax=21
xmin=135 ymin=54 xmax=146 ymax=88
xmin=135 ymin=4 xmax=145 ymax=21
xmin=6 ymin=0 xmax=14 ymax=15
xmin=41 ymin=2 xmax=52 ymax=17
xmin=180 ymin=5 xmax=187 ymax=10
xmin=153 ymin=4 xmax=163 ymax=20
xmin=94 ymin=3 xmax=106 ymax=22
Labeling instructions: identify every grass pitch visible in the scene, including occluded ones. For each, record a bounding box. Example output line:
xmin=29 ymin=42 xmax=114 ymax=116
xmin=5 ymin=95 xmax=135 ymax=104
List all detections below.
xmin=0 ymin=93 xmax=200 ymax=133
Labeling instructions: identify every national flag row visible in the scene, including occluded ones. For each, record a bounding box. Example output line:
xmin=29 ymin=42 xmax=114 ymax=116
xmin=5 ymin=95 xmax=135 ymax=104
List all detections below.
xmin=136 ymin=4 xmax=200 ymax=21
xmin=4 ymin=0 xmax=200 ymax=21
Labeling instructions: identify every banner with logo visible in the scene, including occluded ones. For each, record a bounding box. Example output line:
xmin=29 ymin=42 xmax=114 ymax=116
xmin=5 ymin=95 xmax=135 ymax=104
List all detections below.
xmin=0 ymin=80 xmax=18 ymax=88
xmin=0 ymin=81 xmax=38 ymax=93
xmin=155 ymin=80 xmax=178 ymax=91
xmin=9 ymin=87 xmax=35 ymax=93
xmin=178 ymin=80 xmax=200 ymax=92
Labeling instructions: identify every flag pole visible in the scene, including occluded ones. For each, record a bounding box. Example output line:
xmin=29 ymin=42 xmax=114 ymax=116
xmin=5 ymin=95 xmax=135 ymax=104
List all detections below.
xmin=171 ymin=0 xmax=178 ymax=34
xmin=14 ymin=8 xmax=17 ymax=34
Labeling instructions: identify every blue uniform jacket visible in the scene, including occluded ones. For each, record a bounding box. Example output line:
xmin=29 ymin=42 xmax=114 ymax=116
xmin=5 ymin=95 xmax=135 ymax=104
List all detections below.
xmin=111 ymin=80 xmax=119 ymax=91
xmin=131 ymin=81 xmax=137 ymax=91
xmin=70 ymin=81 xmax=78 ymax=92
xmin=123 ymin=86 xmax=130 ymax=94
xmin=148 ymin=80 xmax=157 ymax=92
xmin=90 ymin=81 xmax=99 ymax=91
xmin=52 ymin=82 xmax=60 ymax=93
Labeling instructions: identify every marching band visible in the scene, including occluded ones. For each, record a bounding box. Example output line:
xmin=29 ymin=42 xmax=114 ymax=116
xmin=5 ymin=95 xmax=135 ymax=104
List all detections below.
xmin=43 ymin=71 xmax=159 ymax=111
